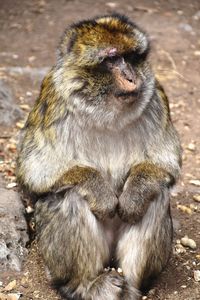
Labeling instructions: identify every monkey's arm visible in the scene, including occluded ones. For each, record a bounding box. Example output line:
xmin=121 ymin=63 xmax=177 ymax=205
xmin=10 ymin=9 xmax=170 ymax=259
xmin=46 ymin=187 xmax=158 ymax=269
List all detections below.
xmin=53 ymin=165 xmax=118 ymax=220
xmin=118 ymin=161 xmax=174 ymax=224
xmin=118 ymin=80 xmax=182 ymax=224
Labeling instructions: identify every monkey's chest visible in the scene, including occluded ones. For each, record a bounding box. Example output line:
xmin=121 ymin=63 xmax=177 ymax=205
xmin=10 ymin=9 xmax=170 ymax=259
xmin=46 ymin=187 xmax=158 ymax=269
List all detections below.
xmin=74 ymin=132 xmax=144 ymax=193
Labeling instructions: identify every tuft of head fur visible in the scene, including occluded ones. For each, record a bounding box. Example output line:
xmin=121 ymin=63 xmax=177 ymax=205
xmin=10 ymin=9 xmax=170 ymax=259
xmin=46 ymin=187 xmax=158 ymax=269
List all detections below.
xmin=59 ymin=14 xmax=150 ymax=66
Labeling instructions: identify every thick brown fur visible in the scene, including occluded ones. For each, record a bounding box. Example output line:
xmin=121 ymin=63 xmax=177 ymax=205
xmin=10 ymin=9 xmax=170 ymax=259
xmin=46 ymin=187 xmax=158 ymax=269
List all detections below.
xmin=17 ymin=14 xmax=182 ymax=300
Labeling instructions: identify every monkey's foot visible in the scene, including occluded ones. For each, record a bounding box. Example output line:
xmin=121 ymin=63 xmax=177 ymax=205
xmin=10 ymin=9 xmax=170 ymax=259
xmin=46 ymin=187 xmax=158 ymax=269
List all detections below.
xmin=87 ymin=270 xmax=124 ymax=300
xmin=122 ymin=283 xmax=141 ymax=300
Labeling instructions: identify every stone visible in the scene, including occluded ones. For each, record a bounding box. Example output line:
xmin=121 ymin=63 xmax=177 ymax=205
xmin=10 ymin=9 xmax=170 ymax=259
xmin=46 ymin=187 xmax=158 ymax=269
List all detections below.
xmin=0 ymin=187 xmax=28 ymax=272
xmin=0 ymin=80 xmax=23 ymax=127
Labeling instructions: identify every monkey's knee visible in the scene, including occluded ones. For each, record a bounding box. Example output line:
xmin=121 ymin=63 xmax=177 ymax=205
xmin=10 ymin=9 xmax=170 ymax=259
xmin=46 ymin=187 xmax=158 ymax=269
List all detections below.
xmin=35 ymin=190 xmax=109 ymax=284
xmin=117 ymin=189 xmax=172 ymax=290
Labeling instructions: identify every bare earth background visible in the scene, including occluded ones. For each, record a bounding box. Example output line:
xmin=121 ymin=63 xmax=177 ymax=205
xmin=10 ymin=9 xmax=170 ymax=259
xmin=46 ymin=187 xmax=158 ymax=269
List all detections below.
xmin=0 ymin=0 xmax=200 ymax=299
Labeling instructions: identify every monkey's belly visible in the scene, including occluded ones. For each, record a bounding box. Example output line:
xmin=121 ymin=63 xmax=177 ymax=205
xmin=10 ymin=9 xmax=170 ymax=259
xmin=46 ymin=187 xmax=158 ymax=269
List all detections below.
xmin=101 ymin=216 xmax=124 ymax=255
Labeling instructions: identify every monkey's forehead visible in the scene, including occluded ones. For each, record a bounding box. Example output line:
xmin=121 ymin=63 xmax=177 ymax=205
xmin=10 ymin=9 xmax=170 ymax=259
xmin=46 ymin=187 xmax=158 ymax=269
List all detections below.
xmin=62 ymin=15 xmax=148 ymax=55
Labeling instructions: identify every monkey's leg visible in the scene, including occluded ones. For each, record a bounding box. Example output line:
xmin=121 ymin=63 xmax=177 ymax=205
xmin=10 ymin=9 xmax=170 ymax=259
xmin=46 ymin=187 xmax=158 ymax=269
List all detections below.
xmin=117 ymin=189 xmax=173 ymax=300
xmin=35 ymin=189 xmax=124 ymax=300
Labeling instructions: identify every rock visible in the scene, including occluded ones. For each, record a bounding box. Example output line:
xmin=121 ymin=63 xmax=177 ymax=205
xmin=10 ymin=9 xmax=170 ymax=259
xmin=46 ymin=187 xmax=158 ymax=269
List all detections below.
xmin=193 ymin=11 xmax=200 ymax=20
xmin=186 ymin=142 xmax=196 ymax=151
xmin=177 ymin=204 xmax=192 ymax=214
xmin=179 ymin=23 xmax=193 ymax=33
xmin=0 ymin=80 xmax=23 ymax=127
xmin=190 ymin=179 xmax=200 ymax=186
xmin=194 ymin=270 xmax=200 ymax=282
xmin=0 ymin=293 xmax=7 ymax=300
xmin=0 ymin=67 xmax=49 ymax=81
xmin=193 ymin=194 xmax=200 ymax=202
xmin=174 ymin=243 xmax=186 ymax=254
xmin=0 ymin=293 xmax=21 ymax=300
xmin=180 ymin=236 xmax=197 ymax=250
xmin=0 ymin=187 xmax=28 ymax=272
xmin=4 ymin=280 xmax=17 ymax=291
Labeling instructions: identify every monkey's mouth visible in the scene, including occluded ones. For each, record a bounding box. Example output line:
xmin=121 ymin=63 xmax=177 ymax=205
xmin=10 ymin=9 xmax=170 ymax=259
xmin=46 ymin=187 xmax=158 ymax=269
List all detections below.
xmin=114 ymin=79 xmax=142 ymax=103
xmin=115 ymin=90 xmax=140 ymax=104
xmin=114 ymin=67 xmax=137 ymax=93
xmin=113 ymin=68 xmax=142 ymax=103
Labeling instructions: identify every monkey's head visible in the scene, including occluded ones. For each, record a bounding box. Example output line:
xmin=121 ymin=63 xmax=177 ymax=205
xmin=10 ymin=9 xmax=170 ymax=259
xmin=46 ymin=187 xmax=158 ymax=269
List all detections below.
xmin=57 ymin=14 xmax=155 ymax=129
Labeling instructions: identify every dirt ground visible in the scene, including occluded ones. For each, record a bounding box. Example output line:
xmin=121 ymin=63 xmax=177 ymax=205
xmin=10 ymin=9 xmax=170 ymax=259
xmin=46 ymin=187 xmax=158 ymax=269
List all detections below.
xmin=0 ymin=0 xmax=200 ymax=299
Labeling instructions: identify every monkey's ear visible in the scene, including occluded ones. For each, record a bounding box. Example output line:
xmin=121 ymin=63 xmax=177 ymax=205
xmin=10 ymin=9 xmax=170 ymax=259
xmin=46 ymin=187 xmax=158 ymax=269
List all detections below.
xmin=132 ymin=28 xmax=150 ymax=55
xmin=58 ymin=29 xmax=77 ymax=57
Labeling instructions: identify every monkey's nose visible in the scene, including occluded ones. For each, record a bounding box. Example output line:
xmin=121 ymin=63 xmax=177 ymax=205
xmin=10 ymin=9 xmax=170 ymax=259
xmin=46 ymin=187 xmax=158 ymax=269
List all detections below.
xmin=122 ymin=70 xmax=134 ymax=83
xmin=121 ymin=65 xmax=136 ymax=84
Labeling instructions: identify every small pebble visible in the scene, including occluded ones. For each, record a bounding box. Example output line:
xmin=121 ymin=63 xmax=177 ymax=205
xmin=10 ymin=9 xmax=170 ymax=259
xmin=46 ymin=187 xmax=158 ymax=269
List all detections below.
xmin=190 ymin=179 xmax=200 ymax=186
xmin=4 ymin=280 xmax=17 ymax=291
xmin=174 ymin=291 xmax=178 ymax=295
xmin=179 ymin=23 xmax=193 ymax=32
xmin=26 ymin=206 xmax=34 ymax=214
xmin=181 ymin=236 xmax=197 ymax=250
xmin=187 ymin=142 xmax=196 ymax=151
xmin=16 ymin=122 xmax=24 ymax=129
xmin=105 ymin=2 xmax=118 ymax=8
xmin=117 ymin=267 xmax=123 ymax=275
xmin=177 ymin=10 xmax=183 ymax=15
xmin=175 ymin=243 xmax=186 ymax=254
xmin=6 ymin=182 xmax=17 ymax=189
xmin=193 ymin=11 xmax=200 ymax=20
xmin=26 ymin=91 xmax=32 ymax=97
xmin=194 ymin=270 xmax=200 ymax=282
xmin=8 ymin=293 xmax=21 ymax=300
xmin=12 ymin=54 xmax=19 ymax=59
xmin=0 ymin=293 xmax=7 ymax=300
xmin=193 ymin=195 xmax=200 ymax=202
xmin=177 ymin=204 xmax=192 ymax=214
xmin=190 ymin=204 xmax=198 ymax=211
xmin=28 ymin=56 xmax=36 ymax=63
xmin=19 ymin=104 xmax=30 ymax=111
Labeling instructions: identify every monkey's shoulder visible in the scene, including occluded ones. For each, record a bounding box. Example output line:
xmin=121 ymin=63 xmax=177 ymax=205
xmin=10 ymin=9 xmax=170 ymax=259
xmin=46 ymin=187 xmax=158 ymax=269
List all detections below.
xmin=155 ymin=79 xmax=171 ymax=119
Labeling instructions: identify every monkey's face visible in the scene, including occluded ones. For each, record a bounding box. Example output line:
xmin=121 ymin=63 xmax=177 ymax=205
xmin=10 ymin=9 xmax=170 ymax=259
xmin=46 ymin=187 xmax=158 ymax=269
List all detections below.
xmin=103 ymin=51 xmax=145 ymax=103
xmin=58 ymin=15 xmax=155 ymax=128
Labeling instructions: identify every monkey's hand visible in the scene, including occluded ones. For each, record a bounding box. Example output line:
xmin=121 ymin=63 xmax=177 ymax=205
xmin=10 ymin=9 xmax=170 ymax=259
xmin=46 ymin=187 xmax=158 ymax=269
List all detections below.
xmin=118 ymin=162 xmax=174 ymax=224
xmin=54 ymin=166 xmax=118 ymax=220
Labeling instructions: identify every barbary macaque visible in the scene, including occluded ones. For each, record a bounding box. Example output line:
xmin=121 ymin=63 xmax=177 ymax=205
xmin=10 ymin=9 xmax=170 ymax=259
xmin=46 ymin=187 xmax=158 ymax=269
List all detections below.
xmin=17 ymin=14 xmax=182 ymax=300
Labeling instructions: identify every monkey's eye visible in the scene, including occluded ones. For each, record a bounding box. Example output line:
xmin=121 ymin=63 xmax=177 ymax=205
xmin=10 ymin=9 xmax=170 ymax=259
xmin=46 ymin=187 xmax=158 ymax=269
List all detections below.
xmin=99 ymin=55 xmax=119 ymax=70
xmin=106 ymin=56 xmax=120 ymax=64
xmin=124 ymin=50 xmax=148 ymax=65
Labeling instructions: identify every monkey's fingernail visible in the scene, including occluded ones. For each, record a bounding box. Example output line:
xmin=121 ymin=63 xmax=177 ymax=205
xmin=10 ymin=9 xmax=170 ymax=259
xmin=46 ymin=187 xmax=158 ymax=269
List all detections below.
xmin=117 ymin=268 xmax=123 ymax=275
xmin=26 ymin=206 xmax=34 ymax=214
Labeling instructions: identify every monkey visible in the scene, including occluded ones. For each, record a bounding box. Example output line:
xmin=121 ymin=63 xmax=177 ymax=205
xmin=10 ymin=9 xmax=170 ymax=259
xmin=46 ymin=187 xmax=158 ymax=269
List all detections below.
xmin=17 ymin=14 xmax=182 ymax=300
